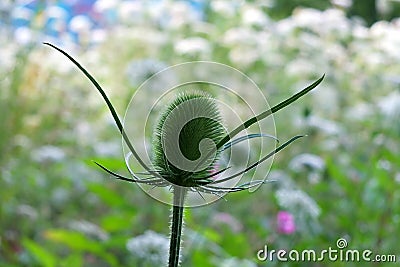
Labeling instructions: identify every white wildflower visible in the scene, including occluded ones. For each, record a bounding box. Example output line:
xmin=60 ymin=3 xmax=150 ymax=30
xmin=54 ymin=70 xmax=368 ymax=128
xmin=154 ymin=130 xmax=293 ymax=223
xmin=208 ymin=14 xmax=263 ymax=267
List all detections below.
xmin=126 ymin=230 xmax=169 ymax=265
xmin=31 ymin=145 xmax=65 ymax=163
xmin=223 ymin=27 xmax=258 ymax=46
xmin=241 ymin=6 xmax=269 ymax=27
xmin=306 ymin=115 xmax=343 ymax=135
xmin=14 ymin=27 xmax=33 ymax=44
xmin=91 ymin=28 xmax=107 ymax=44
xmin=94 ymin=0 xmax=118 ymax=13
xmin=289 ymin=153 xmax=325 ymax=172
xmin=126 ymin=58 xmax=169 ymax=88
xmin=174 ymin=37 xmax=211 ymax=57
xmin=45 ymin=5 xmax=68 ymax=20
xmin=16 ymin=204 xmax=38 ymax=220
xmin=210 ymin=0 xmax=236 ymax=17
xmin=290 ymin=153 xmax=325 ymax=184
xmin=69 ymin=220 xmax=109 ymax=241
xmin=276 ymin=189 xmax=320 ymax=218
xmin=229 ymin=46 xmax=259 ymax=67
xmin=94 ymin=141 xmax=120 ymax=157
xmin=69 ymin=15 xmax=93 ymax=33
xmin=117 ymin=1 xmax=145 ymax=24
xmin=346 ymin=102 xmax=373 ymax=121
xmin=377 ymin=91 xmax=400 ymax=117
xmin=11 ymin=6 xmax=34 ymax=21
xmin=395 ymin=173 xmax=400 ymax=184
xmin=331 ymin=0 xmax=352 ymax=8
xmin=285 ymin=58 xmax=318 ymax=77
xmin=165 ymin=1 xmax=201 ymax=29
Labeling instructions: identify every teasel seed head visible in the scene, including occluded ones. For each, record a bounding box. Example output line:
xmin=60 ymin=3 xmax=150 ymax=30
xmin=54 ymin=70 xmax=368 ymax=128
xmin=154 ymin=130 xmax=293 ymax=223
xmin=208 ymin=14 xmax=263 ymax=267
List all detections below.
xmin=152 ymin=92 xmax=226 ymax=187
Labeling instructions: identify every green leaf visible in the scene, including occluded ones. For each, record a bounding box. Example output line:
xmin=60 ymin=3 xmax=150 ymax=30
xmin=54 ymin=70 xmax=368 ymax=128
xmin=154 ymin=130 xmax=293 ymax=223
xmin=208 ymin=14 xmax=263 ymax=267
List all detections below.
xmin=60 ymin=254 xmax=83 ymax=267
xmin=86 ymin=157 xmax=126 ymax=171
xmin=101 ymin=213 xmax=134 ymax=232
xmin=44 ymin=229 xmax=118 ymax=267
xmin=23 ymin=239 xmax=57 ymax=267
xmin=87 ymin=183 xmax=126 ymax=207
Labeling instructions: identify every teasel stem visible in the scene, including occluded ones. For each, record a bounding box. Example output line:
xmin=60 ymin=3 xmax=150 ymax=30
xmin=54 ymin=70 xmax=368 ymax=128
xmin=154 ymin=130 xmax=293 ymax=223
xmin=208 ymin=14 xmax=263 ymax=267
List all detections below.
xmin=169 ymin=186 xmax=187 ymax=267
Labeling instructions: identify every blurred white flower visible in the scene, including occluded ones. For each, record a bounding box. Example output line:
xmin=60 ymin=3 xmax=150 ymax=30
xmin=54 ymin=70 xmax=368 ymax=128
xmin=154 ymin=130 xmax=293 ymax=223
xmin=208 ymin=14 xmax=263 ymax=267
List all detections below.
xmin=45 ymin=5 xmax=68 ymax=20
xmin=292 ymin=8 xmax=322 ymax=29
xmin=289 ymin=153 xmax=325 ymax=184
xmin=306 ymin=115 xmax=343 ymax=135
xmin=291 ymin=8 xmax=350 ymax=37
xmin=395 ymin=173 xmax=400 ymax=184
xmin=346 ymin=102 xmax=373 ymax=121
xmin=14 ymin=27 xmax=33 ymax=44
xmin=94 ymin=0 xmax=119 ymax=13
xmin=11 ymin=6 xmax=34 ymax=21
xmin=229 ymin=46 xmax=259 ymax=67
xmin=32 ymin=145 xmax=65 ymax=163
xmin=241 ymin=6 xmax=269 ymax=27
xmin=51 ymin=187 xmax=70 ymax=206
xmin=0 ymin=43 xmax=18 ymax=69
xmin=69 ymin=15 xmax=93 ymax=33
xmin=289 ymin=153 xmax=325 ymax=172
xmin=165 ymin=1 xmax=201 ymax=29
xmin=117 ymin=1 xmax=145 ymax=24
xmin=212 ymin=212 xmax=243 ymax=232
xmin=377 ymin=91 xmax=400 ymax=117
xmin=94 ymin=141 xmax=120 ymax=157
xmin=91 ymin=28 xmax=107 ymax=44
xmin=210 ymin=0 xmax=236 ymax=17
xmin=16 ymin=204 xmax=38 ymax=220
xmin=276 ymin=188 xmax=320 ymax=218
xmin=126 ymin=230 xmax=169 ymax=265
xmin=285 ymin=58 xmax=318 ymax=77
xmin=116 ymin=27 xmax=167 ymax=48
xmin=69 ymin=220 xmax=109 ymax=241
xmin=352 ymin=24 xmax=369 ymax=39
xmin=370 ymin=21 xmax=400 ymax=60
xmin=174 ymin=37 xmax=211 ymax=57
xmin=311 ymin=84 xmax=339 ymax=114
xmin=275 ymin=17 xmax=295 ymax=35
xmin=269 ymin=170 xmax=295 ymax=188
xmin=126 ymin=58 xmax=169 ymax=88
xmin=223 ymin=27 xmax=258 ymax=46
xmin=331 ymin=0 xmax=352 ymax=8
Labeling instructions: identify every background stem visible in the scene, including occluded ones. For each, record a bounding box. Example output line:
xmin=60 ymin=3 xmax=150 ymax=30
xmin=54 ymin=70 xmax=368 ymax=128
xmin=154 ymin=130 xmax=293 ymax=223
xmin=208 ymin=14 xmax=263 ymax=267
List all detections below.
xmin=168 ymin=186 xmax=187 ymax=267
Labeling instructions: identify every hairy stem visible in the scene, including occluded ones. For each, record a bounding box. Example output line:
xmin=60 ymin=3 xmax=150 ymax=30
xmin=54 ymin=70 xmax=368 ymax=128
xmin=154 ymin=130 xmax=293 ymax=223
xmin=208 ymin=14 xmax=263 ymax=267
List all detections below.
xmin=168 ymin=186 xmax=187 ymax=267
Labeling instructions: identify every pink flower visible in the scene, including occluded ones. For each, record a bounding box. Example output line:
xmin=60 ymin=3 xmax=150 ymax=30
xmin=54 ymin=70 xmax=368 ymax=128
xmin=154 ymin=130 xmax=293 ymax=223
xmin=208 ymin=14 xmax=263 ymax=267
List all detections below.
xmin=276 ymin=211 xmax=296 ymax=234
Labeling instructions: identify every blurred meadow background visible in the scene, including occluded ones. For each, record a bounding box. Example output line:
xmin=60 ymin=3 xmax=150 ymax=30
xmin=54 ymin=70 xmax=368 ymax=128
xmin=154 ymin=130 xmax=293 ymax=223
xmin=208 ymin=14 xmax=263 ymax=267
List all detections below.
xmin=1 ymin=0 xmax=400 ymax=266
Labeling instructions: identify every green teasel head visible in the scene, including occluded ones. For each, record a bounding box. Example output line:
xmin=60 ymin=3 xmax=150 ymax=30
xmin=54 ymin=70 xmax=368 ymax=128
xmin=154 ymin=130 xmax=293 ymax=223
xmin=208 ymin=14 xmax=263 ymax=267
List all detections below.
xmin=152 ymin=92 xmax=225 ymax=187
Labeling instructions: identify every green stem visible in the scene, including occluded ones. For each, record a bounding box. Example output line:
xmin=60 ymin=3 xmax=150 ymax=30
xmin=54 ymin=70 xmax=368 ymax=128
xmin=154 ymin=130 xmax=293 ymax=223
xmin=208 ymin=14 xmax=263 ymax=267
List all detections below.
xmin=168 ymin=186 xmax=187 ymax=267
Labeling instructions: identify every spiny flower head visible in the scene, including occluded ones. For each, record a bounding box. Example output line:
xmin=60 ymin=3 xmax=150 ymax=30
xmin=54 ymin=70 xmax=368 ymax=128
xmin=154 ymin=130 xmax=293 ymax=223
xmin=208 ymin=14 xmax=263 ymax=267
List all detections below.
xmin=152 ymin=92 xmax=225 ymax=187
